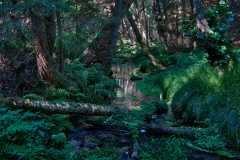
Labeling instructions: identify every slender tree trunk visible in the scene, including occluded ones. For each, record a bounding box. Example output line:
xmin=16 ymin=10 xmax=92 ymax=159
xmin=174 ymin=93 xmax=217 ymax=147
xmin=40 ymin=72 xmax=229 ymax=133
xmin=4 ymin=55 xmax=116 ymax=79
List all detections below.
xmin=128 ymin=19 xmax=137 ymax=46
xmin=153 ymin=0 xmax=169 ymax=51
xmin=126 ymin=12 xmax=162 ymax=68
xmin=31 ymin=4 xmax=55 ymax=85
xmin=176 ymin=0 xmax=180 ymax=52
xmin=190 ymin=0 xmax=210 ymax=50
xmin=181 ymin=0 xmax=189 ymax=47
xmin=102 ymin=0 xmax=122 ymax=76
xmin=122 ymin=19 xmax=133 ymax=46
xmin=142 ymin=0 xmax=149 ymax=47
xmin=190 ymin=0 xmax=210 ymax=33
xmin=79 ymin=0 xmax=134 ymax=68
xmin=56 ymin=11 xmax=64 ymax=72
xmin=161 ymin=0 xmax=178 ymax=54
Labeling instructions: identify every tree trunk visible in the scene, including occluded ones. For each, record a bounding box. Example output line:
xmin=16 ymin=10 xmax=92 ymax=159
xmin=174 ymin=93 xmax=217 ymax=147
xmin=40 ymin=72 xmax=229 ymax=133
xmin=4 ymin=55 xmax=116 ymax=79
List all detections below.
xmin=1 ymin=97 xmax=128 ymax=116
xmin=190 ymin=0 xmax=210 ymax=50
xmin=142 ymin=0 xmax=150 ymax=47
xmin=56 ymin=11 xmax=64 ymax=72
xmin=79 ymin=0 xmax=134 ymax=68
xmin=45 ymin=11 xmax=56 ymax=57
xmin=126 ymin=12 xmax=162 ymax=68
xmin=84 ymin=117 xmax=194 ymax=137
xmin=190 ymin=0 xmax=210 ymax=34
xmin=31 ymin=4 xmax=55 ymax=85
xmin=161 ymin=0 xmax=178 ymax=54
xmin=152 ymin=0 xmax=169 ymax=51
xmin=102 ymin=0 xmax=123 ymax=75
xmin=123 ymin=18 xmax=136 ymax=47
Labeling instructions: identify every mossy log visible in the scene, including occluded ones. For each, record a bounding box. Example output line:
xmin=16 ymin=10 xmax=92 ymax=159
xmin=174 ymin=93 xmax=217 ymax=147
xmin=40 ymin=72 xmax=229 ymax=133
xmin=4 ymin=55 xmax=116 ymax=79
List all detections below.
xmin=0 ymin=97 xmax=128 ymax=116
xmin=84 ymin=117 xmax=194 ymax=137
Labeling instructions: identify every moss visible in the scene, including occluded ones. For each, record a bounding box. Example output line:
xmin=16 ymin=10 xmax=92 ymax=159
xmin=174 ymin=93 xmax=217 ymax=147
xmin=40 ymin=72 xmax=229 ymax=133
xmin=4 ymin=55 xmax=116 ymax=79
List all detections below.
xmin=134 ymin=79 xmax=162 ymax=96
xmin=54 ymin=74 xmax=68 ymax=90
xmin=91 ymin=147 xmax=102 ymax=155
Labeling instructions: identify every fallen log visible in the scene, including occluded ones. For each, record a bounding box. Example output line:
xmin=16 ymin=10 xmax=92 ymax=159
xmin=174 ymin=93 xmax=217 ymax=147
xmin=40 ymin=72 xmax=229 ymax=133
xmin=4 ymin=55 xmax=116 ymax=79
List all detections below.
xmin=0 ymin=97 xmax=128 ymax=116
xmin=84 ymin=117 xmax=194 ymax=137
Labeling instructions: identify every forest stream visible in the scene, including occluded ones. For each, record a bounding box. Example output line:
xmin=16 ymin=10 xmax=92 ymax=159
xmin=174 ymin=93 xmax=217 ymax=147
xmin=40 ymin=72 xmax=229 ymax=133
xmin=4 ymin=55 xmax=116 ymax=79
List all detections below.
xmin=67 ymin=64 xmax=239 ymax=160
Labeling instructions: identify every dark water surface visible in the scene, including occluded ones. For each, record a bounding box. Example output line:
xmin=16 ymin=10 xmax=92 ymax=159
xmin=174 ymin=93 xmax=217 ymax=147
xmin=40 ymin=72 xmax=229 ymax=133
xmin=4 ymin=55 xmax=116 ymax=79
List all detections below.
xmin=110 ymin=64 xmax=158 ymax=107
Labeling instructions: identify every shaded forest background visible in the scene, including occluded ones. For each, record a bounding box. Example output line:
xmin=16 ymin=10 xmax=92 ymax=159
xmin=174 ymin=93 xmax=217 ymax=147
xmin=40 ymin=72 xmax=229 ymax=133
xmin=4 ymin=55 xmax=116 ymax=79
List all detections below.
xmin=0 ymin=0 xmax=239 ymax=97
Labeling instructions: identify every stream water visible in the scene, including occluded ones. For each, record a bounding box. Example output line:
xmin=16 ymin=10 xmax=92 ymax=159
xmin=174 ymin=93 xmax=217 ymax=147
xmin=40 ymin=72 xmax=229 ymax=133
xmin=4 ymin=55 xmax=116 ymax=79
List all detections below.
xmin=110 ymin=64 xmax=158 ymax=107
xmin=68 ymin=64 xmax=239 ymax=160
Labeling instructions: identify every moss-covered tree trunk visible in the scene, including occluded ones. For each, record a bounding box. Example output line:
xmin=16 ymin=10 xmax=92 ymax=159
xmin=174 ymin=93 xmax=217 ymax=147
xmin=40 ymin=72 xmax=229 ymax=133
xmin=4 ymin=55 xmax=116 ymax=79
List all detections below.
xmin=126 ymin=12 xmax=162 ymax=68
xmin=31 ymin=3 xmax=55 ymax=85
xmin=79 ymin=0 xmax=134 ymax=68
xmin=0 ymin=97 xmax=128 ymax=116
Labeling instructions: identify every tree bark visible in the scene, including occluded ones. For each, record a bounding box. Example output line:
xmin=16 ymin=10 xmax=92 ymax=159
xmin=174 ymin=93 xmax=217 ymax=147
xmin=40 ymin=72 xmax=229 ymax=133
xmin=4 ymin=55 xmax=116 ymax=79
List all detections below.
xmin=152 ymin=0 xmax=169 ymax=51
xmin=102 ymin=0 xmax=123 ymax=76
xmin=0 ymin=97 xmax=128 ymax=116
xmin=56 ymin=11 xmax=64 ymax=72
xmin=142 ymin=0 xmax=150 ymax=47
xmin=190 ymin=0 xmax=210 ymax=34
xmin=122 ymin=18 xmax=135 ymax=47
xmin=31 ymin=3 xmax=55 ymax=85
xmin=161 ymin=0 xmax=178 ymax=54
xmin=45 ymin=11 xmax=56 ymax=57
xmin=126 ymin=12 xmax=162 ymax=68
xmin=79 ymin=0 xmax=134 ymax=68
xmin=190 ymin=0 xmax=210 ymax=50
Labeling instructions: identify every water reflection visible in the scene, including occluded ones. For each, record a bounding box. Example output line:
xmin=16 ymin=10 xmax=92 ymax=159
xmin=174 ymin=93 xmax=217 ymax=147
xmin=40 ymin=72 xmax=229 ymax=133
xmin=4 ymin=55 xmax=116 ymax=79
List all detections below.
xmin=110 ymin=64 xmax=158 ymax=107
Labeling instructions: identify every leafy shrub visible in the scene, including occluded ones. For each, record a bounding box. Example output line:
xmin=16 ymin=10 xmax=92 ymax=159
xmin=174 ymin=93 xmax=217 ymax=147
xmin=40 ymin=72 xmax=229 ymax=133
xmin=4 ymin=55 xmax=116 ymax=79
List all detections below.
xmin=180 ymin=0 xmax=236 ymax=66
xmin=190 ymin=119 xmax=227 ymax=151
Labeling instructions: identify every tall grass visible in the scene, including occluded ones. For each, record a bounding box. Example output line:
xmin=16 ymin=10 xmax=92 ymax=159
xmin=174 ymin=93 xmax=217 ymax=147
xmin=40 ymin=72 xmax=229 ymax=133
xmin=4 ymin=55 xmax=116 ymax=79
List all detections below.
xmin=144 ymin=51 xmax=240 ymax=149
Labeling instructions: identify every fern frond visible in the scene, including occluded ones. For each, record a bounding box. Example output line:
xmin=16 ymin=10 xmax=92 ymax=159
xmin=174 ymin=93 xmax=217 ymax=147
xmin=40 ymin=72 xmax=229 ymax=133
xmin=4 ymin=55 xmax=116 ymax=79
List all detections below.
xmin=23 ymin=93 xmax=44 ymax=101
xmin=51 ymin=133 xmax=67 ymax=144
xmin=95 ymin=89 xmax=112 ymax=96
xmin=0 ymin=142 xmax=31 ymax=156
xmin=1 ymin=122 xmax=34 ymax=138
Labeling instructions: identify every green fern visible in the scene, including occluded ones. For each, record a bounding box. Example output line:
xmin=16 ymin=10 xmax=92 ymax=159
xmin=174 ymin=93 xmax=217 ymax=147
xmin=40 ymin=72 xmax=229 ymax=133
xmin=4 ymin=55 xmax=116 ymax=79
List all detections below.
xmin=0 ymin=103 xmax=73 ymax=159
xmin=51 ymin=133 xmax=67 ymax=144
xmin=40 ymin=114 xmax=74 ymax=134
xmin=0 ymin=142 xmax=31 ymax=155
xmin=1 ymin=122 xmax=34 ymax=138
xmin=23 ymin=93 xmax=44 ymax=100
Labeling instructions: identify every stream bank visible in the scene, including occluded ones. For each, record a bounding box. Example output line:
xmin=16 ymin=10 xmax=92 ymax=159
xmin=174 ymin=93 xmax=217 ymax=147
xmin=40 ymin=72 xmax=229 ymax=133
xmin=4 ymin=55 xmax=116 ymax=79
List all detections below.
xmin=67 ymin=64 xmax=240 ymax=159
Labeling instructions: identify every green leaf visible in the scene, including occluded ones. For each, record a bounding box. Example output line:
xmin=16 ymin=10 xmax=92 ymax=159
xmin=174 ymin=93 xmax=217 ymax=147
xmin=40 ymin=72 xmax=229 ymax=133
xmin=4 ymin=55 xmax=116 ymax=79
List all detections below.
xmin=38 ymin=130 xmax=45 ymax=138
xmin=197 ymin=35 xmax=205 ymax=39
xmin=219 ymin=0 xmax=225 ymax=5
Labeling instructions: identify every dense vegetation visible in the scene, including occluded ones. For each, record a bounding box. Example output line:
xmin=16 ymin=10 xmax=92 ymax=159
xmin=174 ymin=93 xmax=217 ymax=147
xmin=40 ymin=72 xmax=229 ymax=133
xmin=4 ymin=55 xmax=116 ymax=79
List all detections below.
xmin=0 ymin=0 xmax=240 ymax=159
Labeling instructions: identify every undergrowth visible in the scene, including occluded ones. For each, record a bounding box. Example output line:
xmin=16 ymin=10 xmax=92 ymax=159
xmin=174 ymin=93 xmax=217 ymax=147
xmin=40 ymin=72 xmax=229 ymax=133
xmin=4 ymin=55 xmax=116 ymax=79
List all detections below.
xmin=0 ymin=103 xmax=74 ymax=159
xmin=23 ymin=62 xmax=117 ymax=105
xmin=142 ymin=48 xmax=240 ymax=150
